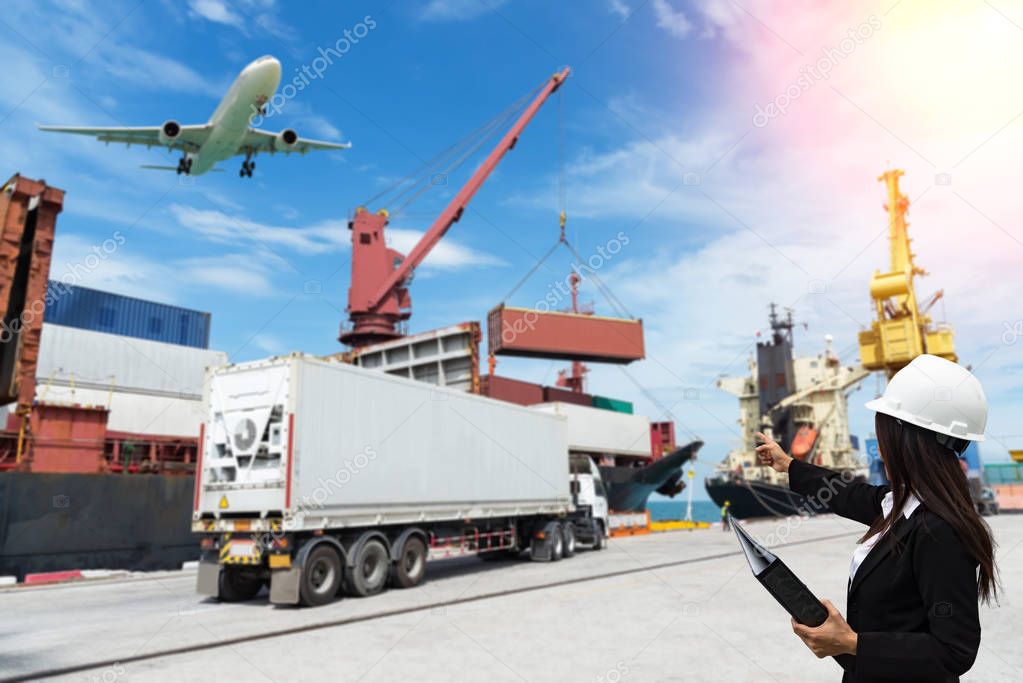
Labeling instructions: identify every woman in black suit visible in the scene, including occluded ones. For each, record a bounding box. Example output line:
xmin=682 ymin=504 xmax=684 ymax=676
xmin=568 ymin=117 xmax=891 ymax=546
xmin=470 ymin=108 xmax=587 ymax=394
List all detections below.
xmin=755 ymin=355 xmax=998 ymax=682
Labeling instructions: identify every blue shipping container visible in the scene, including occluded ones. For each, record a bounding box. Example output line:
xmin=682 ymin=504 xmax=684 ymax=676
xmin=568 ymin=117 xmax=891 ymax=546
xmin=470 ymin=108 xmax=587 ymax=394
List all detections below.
xmin=865 ymin=437 xmax=888 ymax=485
xmin=44 ymin=281 xmax=211 ymax=349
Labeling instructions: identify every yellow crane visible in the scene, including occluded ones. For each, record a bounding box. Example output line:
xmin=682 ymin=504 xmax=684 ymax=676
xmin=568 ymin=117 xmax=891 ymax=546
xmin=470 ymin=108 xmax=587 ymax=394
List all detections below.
xmin=858 ymin=169 xmax=956 ymax=378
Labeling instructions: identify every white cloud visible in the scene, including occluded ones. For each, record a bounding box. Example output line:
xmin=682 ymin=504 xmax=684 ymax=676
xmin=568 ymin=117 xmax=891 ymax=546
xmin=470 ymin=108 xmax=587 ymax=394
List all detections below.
xmin=48 ymin=233 xmax=277 ymax=301
xmin=295 ymin=114 xmax=343 ymax=142
xmin=167 ymin=204 xmax=503 ymax=270
xmin=251 ymin=332 xmax=286 ymax=354
xmin=177 ymin=254 xmax=275 ymax=296
xmin=419 ymin=0 xmax=508 ymax=22
xmin=651 ymin=0 xmax=693 ymax=39
xmin=168 ymin=204 xmax=343 ymax=254
xmin=186 ymin=0 xmax=297 ymax=42
xmin=387 ymin=227 xmax=505 ymax=269
xmin=608 ymin=0 xmax=630 ymax=20
xmin=187 ymin=0 xmax=242 ymax=27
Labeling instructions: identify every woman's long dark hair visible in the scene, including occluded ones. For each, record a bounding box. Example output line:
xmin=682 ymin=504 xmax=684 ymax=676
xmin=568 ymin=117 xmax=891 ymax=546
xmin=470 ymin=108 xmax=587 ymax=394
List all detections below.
xmin=866 ymin=412 xmax=997 ymax=603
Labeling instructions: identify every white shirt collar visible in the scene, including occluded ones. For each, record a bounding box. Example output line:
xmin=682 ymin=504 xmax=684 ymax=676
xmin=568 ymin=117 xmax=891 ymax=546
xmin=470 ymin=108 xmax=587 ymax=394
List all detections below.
xmin=849 ymin=490 xmax=923 ymax=581
xmin=881 ymin=490 xmax=922 ymax=520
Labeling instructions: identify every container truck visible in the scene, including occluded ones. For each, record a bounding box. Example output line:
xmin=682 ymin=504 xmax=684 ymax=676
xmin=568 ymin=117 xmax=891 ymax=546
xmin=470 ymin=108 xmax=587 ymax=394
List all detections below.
xmin=193 ymin=353 xmax=609 ymax=606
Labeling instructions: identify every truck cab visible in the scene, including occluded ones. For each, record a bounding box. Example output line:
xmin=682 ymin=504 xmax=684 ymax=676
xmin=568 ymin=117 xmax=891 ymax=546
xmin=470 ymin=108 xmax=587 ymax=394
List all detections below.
xmin=569 ymin=454 xmax=609 ymax=544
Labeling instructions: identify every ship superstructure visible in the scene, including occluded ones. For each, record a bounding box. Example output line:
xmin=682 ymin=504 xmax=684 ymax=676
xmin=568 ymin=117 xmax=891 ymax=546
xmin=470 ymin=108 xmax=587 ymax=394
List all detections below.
xmin=706 ymin=306 xmax=869 ymax=518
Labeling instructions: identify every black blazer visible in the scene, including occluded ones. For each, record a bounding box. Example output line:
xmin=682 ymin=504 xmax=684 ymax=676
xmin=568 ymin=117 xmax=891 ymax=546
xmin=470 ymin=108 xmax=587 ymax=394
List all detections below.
xmin=788 ymin=459 xmax=981 ymax=682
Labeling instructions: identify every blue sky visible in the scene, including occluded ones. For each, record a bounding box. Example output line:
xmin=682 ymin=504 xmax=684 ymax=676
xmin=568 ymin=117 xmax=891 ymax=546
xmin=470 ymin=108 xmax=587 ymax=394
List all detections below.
xmin=2 ymin=1 xmax=1021 ymax=499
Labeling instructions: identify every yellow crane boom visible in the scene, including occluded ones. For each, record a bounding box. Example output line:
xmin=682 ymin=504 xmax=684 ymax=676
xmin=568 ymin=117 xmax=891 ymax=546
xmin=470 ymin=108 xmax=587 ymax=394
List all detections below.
xmin=858 ymin=169 xmax=956 ymax=378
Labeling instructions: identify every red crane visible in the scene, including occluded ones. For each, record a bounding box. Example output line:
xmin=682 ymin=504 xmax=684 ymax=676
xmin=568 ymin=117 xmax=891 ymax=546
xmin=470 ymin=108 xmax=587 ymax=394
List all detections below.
xmin=340 ymin=68 xmax=571 ymax=348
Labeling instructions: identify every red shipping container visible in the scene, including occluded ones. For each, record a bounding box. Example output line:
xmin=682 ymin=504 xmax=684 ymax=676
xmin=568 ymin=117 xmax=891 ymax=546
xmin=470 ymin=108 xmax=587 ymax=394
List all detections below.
xmin=28 ymin=403 xmax=108 ymax=473
xmin=487 ymin=305 xmax=644 ymax=364
xmin=650 ymin=421 xmax=676 ymax=459
xmin=542 ymin=385 xmax=593 ymax=406
xmin=480 ymin=374 xmax=545 ymax=406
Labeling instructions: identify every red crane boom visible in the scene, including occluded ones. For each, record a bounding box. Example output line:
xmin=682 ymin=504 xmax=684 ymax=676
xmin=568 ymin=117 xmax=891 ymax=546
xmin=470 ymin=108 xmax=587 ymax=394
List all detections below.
xmin=340 ymin=67 xmax=570 ymax=348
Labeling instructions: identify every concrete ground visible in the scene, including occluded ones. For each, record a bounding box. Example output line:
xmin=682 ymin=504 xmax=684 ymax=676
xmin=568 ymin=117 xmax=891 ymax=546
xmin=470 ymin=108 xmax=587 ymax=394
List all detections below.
xmin=1 ymin=514 xmax=1020 ymax=683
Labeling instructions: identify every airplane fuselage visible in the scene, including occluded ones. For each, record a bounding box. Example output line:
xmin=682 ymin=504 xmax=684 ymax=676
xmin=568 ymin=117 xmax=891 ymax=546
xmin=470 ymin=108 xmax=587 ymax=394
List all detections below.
xmin=188 ymin=56 xmax=281 ymax=175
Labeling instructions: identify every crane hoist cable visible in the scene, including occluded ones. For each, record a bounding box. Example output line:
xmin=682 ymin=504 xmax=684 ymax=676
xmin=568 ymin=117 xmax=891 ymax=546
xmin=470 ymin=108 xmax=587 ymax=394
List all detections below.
xmin=389 ymin=105 xmax=520 ymax=213
xmin=498 ymin=82 xmax=634 ymax=321
xmin=358 ymin=83 xmax=545 ymax=212
xmin=392 ymin=104 xmax=525 ymax=216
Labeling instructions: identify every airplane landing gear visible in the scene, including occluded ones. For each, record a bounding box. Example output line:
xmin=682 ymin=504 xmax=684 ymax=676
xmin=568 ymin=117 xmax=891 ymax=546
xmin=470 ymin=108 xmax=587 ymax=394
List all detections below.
xmin=176 ymin=156 xmax=193 ymax=175
xmin=240 ymin=159 xmax=255 ymax=178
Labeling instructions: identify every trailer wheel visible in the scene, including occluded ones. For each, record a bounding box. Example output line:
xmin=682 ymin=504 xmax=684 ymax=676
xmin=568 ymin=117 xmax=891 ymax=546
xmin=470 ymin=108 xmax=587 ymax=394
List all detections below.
xmin=218 ymin=567 xmax=262 ymax=602
xmin=299 ymin=545 xmax=342 ymax=607
xmin=562 ymin=523 xmax=576 ymax=558
xmin=391 ymin=536 xmax=427 ymax=589
xmin=345 ymin=539 xmax=390 ymax=597
xmin=550 ymin=523 xmax=564 ymax=562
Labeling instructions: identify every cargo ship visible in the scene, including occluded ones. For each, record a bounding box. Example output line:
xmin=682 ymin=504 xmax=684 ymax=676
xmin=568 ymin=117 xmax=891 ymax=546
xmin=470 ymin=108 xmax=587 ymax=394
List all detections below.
xmin=705 ymin=305 xmax=870 ymax=519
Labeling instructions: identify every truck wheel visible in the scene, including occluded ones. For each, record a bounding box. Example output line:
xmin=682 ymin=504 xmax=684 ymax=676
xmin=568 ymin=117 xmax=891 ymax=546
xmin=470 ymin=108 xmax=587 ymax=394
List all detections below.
xmin=550 ymin=523 xmax=564 ymax=562
xmin=218 ymin=567 xmax=262 ymax=602
xmin=345 ymin=539 xmax=390 ymax=597
xmin=593 ymin=522 xmax=607 ymax=551
xmin=391 ymin=536 xmax=427 ymax=589
xmin=562 ymin=523 xmax=576 ymax=558
xmin=299 ymin=545 xmax=342 ymax=607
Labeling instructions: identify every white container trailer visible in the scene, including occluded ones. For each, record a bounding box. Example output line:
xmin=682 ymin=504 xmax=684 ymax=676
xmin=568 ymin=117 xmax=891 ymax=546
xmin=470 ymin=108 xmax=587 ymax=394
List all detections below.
xmin=194 ymin=354 xmax=608 ymax=606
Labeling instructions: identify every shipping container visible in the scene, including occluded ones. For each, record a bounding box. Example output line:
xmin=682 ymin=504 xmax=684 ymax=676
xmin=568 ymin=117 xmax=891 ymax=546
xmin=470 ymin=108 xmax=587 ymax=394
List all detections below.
xmin=37 ymin=323 xmax=225 ymax=396
xmin=196 ymin=354 xmax=571 ymax=524
xmin=543 ymin=385 xmax=592 ymax=406
xmin=531 ymin=402 xmax=652 ymax=458
xmin=44 ymin=281 xmax=211 ymax=349
xmin=30 ymin=324 xmax=227 ymax=436
xmin=650 ymin=420 xmax=676 ymax=458
xmin=487 ymin=305 xmax=645 ymax=364
xmin=592 ymin=395 xmax=634 ymax=414
xmin=480 ymin=374 xmax=545 ymax=406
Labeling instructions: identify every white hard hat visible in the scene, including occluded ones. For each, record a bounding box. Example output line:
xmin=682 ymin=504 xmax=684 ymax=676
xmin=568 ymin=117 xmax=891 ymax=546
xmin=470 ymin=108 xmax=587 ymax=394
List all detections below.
xmin=865 ymin=354 xmax=987 ymax=442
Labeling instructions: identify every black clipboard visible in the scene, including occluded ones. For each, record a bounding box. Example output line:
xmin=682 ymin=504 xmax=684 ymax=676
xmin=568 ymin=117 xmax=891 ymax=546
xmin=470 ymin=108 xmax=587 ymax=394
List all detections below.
xmin=730 ymin=514 xmax=828 ymax=627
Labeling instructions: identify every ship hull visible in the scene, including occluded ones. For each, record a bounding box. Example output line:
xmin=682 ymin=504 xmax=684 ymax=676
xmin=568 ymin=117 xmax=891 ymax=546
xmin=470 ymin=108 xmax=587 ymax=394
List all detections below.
xmin=704 ymin=477 xmax=812 ymax=519
xmin=0 ymin=471 xmax=198 ymax=580
xmin=599 ymin=441 xmax=702 ymax=512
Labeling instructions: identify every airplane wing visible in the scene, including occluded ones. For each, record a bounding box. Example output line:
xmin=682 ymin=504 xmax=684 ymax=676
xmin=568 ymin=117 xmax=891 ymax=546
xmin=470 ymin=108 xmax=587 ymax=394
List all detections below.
xmin=240 ymin=128 xmax=352 ymax=156
xmin=36 ymin=124 xmax=211 ymax=152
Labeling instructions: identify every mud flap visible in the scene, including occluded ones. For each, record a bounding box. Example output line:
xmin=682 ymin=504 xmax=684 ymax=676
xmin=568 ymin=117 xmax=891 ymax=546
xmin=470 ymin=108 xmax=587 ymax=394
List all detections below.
xmin=269 ymin=567 xmax=301 ymax=605
xmin=529 ymin=536 xmax=552 ymax=561
xmin=196 ymin=557 xmax=221 ymax=597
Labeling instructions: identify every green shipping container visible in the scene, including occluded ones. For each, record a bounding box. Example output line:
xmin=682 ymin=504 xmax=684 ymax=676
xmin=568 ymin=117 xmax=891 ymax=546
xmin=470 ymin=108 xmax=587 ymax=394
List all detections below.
xmin=591 ymin=395 xmax=634 ymax=414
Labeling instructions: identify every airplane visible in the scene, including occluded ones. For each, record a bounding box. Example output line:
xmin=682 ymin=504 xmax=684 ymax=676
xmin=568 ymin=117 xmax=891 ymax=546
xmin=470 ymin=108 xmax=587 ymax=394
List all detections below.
xmin=38 ymin=55 xmax=350 ymax=177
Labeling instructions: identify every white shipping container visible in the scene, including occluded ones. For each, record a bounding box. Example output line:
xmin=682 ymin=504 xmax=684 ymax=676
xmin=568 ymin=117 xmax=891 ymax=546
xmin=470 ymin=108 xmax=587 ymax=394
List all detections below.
xmin=197 ymin=354 xmax=570 ymax=530
xmin=530 ymin=402 xmax=651 ymax=458
xmin=37 ymin=323 xmax=227 ymax=397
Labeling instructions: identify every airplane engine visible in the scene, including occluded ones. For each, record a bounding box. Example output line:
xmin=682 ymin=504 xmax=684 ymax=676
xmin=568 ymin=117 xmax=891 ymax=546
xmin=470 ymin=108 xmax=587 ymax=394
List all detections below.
xmin=159 ymin=120 xmax=181 ymax=146
xmin=274 ymin=129 xmax=298 ymax=151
